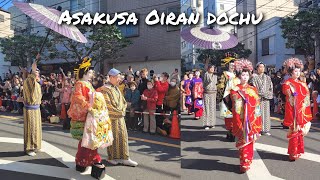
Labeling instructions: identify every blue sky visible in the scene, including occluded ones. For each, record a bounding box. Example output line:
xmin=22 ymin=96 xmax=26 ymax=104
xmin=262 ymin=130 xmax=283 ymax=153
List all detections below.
xmin=1 ymin=0 xmax=13 ymax=10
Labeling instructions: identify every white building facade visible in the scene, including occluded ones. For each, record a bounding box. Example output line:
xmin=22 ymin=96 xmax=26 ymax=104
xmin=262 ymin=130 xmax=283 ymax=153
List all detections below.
xmin=237 ymin=0 xmax=302 ymax=69
xmin=257 ymin=17 xmax=303 ymax=69
xmin=0 ymin=8 xmax=16 ymax=79
xmin=103 ymin=0 xmax=181 ymax=75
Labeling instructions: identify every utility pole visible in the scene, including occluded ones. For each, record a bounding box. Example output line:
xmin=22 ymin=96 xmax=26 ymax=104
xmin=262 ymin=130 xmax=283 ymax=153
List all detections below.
xmin=26 ymin=0 xmax=33 ymax=67
xmin=313 ymin=0 xmax=320 ymax=65
xmin=191 ymin=0 xmax=204 ymax=69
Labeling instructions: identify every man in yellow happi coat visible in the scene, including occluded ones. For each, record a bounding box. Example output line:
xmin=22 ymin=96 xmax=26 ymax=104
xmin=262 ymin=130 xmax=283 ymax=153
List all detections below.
xmin=97 ymin=68 xmax=138 ymax=167
xmin=23 ymin=55 xmax=42 ymax=156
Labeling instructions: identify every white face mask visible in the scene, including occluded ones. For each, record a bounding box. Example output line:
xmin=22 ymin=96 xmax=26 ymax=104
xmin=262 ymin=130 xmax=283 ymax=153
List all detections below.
xmin=130 ymin=86 xmax=136 ymax=91
xmin=147 ymin=85 xmax=153 ymax=90
xmin=170 ymin=82 xmax=176 ymax=86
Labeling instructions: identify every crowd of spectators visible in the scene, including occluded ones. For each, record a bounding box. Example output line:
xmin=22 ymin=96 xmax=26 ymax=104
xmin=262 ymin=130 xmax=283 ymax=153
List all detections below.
xmin=0 ymin=66 xmax=181 ymax=137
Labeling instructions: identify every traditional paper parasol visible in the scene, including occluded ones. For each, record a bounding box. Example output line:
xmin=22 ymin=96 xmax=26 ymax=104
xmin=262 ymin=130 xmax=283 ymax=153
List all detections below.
xmin=181 ymin=26 xmax=238 ymax=50
xmin=13 ymin=2 xmax=88 ymax=61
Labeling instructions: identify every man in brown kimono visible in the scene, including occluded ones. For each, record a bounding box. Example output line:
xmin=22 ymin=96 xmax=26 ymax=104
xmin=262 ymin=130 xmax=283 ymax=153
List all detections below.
xmin=98 ymin=68 xmax=138 ymax=167
xmin=23 ymin=54 xmax=42 ymax=156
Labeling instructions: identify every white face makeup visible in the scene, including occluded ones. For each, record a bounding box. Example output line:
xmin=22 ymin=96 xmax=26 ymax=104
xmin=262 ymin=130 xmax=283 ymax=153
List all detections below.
xmin=229 ymin=63 xmax=235 ymax=72
xmin=83 ymin=69 xmax=94 ymax=81
xmin=240 ymin=71 xmax=250 ymax=84
xmin=291 ymin=68 xmax=301 ymax=79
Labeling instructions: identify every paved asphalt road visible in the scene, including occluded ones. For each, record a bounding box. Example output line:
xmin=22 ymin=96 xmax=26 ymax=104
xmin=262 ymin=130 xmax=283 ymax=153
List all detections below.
xmin=1 ymin=111 xmax=319 ymax=180
xmin=0 ymin=113 xmax=180 ymax=180
xmin=181 ymin=112 xmax=320 ymax=180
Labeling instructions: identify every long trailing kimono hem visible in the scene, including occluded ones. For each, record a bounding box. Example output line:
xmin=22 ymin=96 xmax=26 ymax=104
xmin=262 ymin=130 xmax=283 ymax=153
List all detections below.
xmin=282 ymin=78 xmax=312 ymax=158
xmin=231 ymin=84 xmax=262 ymax=168
xmin=68 ymin=81 xmax=103 ymax=167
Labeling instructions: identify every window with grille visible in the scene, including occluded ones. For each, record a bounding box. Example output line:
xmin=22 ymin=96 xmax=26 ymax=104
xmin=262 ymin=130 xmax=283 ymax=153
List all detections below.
xmin=0 ymin=15 xmax=4 ymax=23
xmin=117 ymin=24 xmax=139 ymax=38
xmin=262 ymin=38 xmax=269 ymax=56
xmin=117 ymin=14 xmax=139 ymax=38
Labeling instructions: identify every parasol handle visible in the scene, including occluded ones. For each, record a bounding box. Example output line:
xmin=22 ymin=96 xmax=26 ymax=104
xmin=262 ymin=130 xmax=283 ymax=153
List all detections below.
xmin=36 ymin=29 xmax=51 ymax=63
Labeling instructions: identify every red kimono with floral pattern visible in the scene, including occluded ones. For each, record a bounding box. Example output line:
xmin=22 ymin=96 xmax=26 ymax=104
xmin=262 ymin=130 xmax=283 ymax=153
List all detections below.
xmin=68 ymin=81 xmax=102 ymax=167
xmin=231 ymin=84 xmax=262 ymax=170
xmin=282 ymin=78 xmax=312 ymax=160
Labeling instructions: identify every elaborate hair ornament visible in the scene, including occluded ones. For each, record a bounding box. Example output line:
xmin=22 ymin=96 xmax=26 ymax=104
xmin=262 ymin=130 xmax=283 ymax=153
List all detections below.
xmin=234 ymin=58 xmax=253 ymax=72
xmin=283 ymin=57 xmax=303 ymax=71
xmin=221 ymin=52 xmax=238 ymax=66
xmin=74 ymin=57 xmax=92 ymax=80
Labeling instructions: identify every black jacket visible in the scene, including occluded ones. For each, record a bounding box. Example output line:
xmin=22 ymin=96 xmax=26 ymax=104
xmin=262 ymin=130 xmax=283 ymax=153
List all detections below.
xmin=138 ymin=78 xmax=148 ymax=95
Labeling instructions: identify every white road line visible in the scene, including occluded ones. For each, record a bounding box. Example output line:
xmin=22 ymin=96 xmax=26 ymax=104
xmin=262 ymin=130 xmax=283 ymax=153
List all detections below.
xmin=42 ymin=141 xmax=75 ymax=169
xmin=247 ymin=148 xmax=284 ymax=180
xmin=255 ymin=143 xmax=320 ymax=163
xmin=0 ymin=159 xmax=95 ymax=180
xmin=0 ymin=137 xmax=115 ymax=180
xmin=0 ymin=137 xmax=24 ymax=144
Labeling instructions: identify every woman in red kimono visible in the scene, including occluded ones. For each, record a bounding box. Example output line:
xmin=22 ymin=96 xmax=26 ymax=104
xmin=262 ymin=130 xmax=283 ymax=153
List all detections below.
xmin=192 ymin=70 xmax=204 ymax=119
xmin=282 ymin=58 xmax=312 ymax=161
xmin=68 ymin=57 xmax=106 ymax=179
xmin=230 ymin=59 xmax=262 ymax=173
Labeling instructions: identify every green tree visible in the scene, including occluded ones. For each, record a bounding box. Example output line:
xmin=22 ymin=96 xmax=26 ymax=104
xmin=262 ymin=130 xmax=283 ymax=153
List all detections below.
xmin=280 ymin=8 xmax=320 ymax=57
xmin=0 ymin=34 xmax=56 ymax=67
xmin=196 ymin=43 xmax=252 ymax=69
xmin=50 ymin=25 xmax=131 ymax=72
